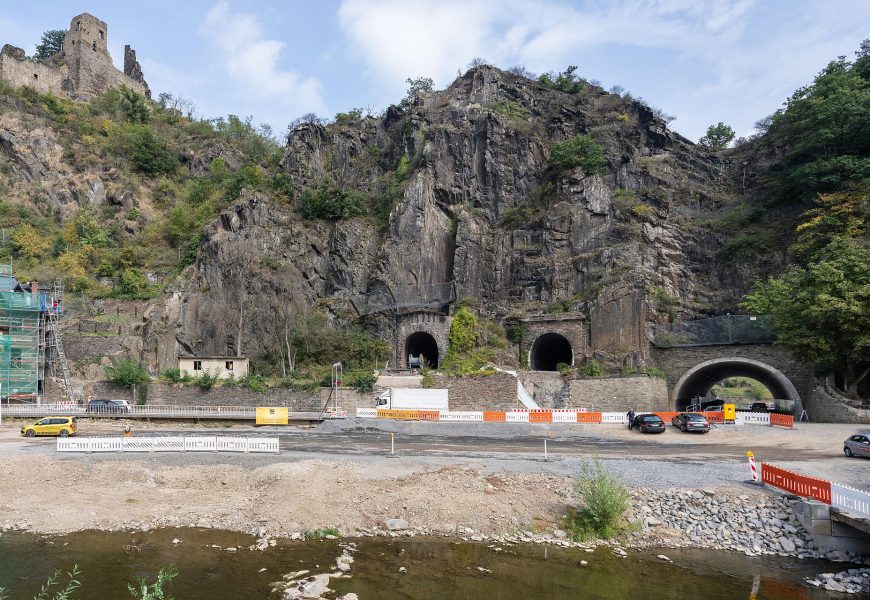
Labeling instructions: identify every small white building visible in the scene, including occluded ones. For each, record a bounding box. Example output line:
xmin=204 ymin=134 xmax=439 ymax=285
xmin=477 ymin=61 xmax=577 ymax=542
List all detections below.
xmin=178 ymin=356 xmax=249 ymax=380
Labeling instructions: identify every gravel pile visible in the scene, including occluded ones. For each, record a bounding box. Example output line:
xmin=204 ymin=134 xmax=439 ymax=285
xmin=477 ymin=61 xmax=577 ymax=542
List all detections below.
xmin=805 ymin=568 xmax=870 ymax=595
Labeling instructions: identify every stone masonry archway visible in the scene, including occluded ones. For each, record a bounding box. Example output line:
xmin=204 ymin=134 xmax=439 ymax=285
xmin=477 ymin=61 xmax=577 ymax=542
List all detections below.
xmin=672 ymin=357 xmax=801 ymax=412
xmin=395 ymin=312 xmax=451 ymax=369
xmin=405 ymin=331 xmax=439 ymax=368
xmin=529 ymin=332 xmax=574 ymax=371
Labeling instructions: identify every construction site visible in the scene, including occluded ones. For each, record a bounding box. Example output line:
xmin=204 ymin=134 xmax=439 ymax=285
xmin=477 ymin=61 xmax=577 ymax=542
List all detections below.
xmin=0 ymin=264 xmax=69 ymax=404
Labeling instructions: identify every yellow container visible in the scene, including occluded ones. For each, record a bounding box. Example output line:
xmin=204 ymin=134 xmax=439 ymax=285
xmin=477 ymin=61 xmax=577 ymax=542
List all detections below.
xmin=723 ymin=403 xmax=736 ymax=421
xmin=256 ymin=407 xmax=289 ymax=425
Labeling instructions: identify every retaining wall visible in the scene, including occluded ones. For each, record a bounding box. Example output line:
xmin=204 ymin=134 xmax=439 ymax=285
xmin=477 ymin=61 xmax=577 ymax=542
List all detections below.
xmin=568 ymin=375 xmax=668 ymax=412
xmin=432 ymin=372 xmax=523 ymax=410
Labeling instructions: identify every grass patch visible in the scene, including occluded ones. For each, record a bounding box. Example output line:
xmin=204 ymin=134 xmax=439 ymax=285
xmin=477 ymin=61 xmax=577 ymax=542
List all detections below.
xmin=303 ymin=527 xmax=341 ymax=540
xmin=564 ymin=457 xmax=631 ymax=541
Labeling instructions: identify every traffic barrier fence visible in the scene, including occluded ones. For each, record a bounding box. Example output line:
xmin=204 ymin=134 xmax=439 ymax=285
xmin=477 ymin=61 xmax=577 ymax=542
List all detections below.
xmin=705 ymin=411 xmax=724 ymax=423
xmin=576 ymin=412 xmax=602 ymax=423
xmin=601 ymin=412 xmax=628 ymax=424
xmin=57 ymin=436 xmax=279 ymax=454
xmin=506 ymin=411 xmax=530 ymax=423
xmin=483 ymin=411 xmax=506 ymax=422
xmin=831 ymin=483 xmax=870 ymax=519
xmin=761 ymin=462 xmax=831 ymax=504
xmin=770 ymin=413 xmax=794 ymax=428
xmin=737 ymin=412 xmax=771 ymax=425
xmin=528 ymin=410 xmax=552 ymax=423
xmin=356 ymin=408 xmax=377 ymax=418
xmin=376 ymin=409 xmax=440 ymax=420
xmin=437 ymin=411 xmax=484 ymax=422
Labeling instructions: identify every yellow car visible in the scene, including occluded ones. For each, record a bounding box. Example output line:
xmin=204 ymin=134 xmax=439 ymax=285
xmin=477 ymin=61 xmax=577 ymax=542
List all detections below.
xmin=20 ymin=416 xmax=77 ymax=438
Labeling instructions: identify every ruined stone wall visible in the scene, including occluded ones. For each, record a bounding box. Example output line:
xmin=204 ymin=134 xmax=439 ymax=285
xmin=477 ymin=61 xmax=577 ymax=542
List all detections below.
xmin=0 ymin=13 xmax=148 ymax=100
xmin=568 ymin=375 xmax=668 ymax=412
xmin=0 ymin=46 xmax=67 ymax=94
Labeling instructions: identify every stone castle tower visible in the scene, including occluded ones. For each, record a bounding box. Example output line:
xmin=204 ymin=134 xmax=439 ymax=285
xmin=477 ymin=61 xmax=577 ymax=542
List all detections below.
xmin=0 ymin=12 xmax=150 ymax=99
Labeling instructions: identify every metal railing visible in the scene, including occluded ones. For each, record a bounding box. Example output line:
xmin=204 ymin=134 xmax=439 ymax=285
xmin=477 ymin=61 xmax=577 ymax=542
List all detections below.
xmin=351 ymin=282 xmax=455 ymax=316
xmin=649 ymin=314 xmax=775 ymax=348
xmin=1 ymin=404 xmax=329 ymax=420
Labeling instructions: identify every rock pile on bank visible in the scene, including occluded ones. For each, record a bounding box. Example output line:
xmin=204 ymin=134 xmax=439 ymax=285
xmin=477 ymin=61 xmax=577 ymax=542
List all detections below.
xmin=805 ymin=568 xmax=870 ymax=595
xmin=273 ymin=542 xmax=358 ymax=599
xmin=628 ymin=488 xmax=867 ymax=563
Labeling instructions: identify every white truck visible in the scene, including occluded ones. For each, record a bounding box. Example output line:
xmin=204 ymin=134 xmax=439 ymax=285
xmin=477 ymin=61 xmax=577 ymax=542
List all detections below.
xmin=374 ymin=388 xmax=448 ymax=411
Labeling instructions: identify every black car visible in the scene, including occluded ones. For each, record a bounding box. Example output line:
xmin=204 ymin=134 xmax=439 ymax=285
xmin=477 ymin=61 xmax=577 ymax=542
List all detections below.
xmin=750 ymin=402 xmax=769 ymax=413
xmin=86 ymin=399 xmax=129 ymax=414
xmin=633 ymin=414 xmax=666 ymax=434
xmin=671 ymin=412 xmax=710 ymax=433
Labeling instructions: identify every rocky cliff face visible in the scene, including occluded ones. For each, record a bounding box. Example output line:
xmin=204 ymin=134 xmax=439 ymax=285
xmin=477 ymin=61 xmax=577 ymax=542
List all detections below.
xmin=142 ymin=66 xmax=756 ymax=371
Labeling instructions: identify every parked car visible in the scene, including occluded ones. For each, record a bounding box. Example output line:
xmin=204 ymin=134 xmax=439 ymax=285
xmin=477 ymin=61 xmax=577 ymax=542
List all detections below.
xmin=671 ymin=413 xmax=711 ymax=433
xmin=21 ymin=416 xmax=77 ymax=438
xmin=843 ymin=434 xmax=870 ymax=458
xmin=703 ymin=404 xmax=724 ymax=413
xmin=633 ymin=414 xmax=666 ymax=434
xmin=86 ymin=399 xmax=130 ymax=414
xmin=750 ymin=402 xmax=769 ymax=413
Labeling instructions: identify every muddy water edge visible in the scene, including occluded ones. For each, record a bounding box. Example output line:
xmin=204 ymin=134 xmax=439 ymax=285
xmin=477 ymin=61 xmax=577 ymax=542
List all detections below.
xmin=0 ymin=528 xmax=852 ymax=599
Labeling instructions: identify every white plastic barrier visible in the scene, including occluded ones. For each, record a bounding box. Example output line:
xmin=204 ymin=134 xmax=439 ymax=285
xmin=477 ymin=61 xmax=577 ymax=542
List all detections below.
xmin=184 ymin=437 xmax=217 ymax=452
xmin=57 ymin=436 xmax=279 ymax=454
xmin=736 ymin=413 xmax=770 ymax=425
xmin=356 ymin=408 xmax=378 ymax=418
xmin=601 ymin=412 xmax=628 ymax=424
xmin=832 ymin=483 xmax=870 ymax=519
xmin=506 ymin=411 xmax=530 ymax=423
xmin=438 ymin=411 xmax=484 ymax=422
xmin=552 ymin=411 xmax=578 ymax=423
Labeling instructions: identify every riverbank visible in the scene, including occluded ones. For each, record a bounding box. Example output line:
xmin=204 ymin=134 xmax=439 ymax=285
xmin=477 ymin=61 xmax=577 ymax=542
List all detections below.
xmin=0 ymin=452 xmax=867 ymax=566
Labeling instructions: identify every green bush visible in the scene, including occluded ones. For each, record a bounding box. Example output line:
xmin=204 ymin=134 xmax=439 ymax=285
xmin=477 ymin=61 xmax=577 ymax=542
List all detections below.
xmin=303 ymin=527 xmax=341 ymax=540
xmin=116 ymin=125 xmax=177 ymax=175
xmin=348 ymin=371 xmax=377 ymax=393
xmin=421 ymin=367 xmax=434 ymax=388
xmin=194 ymin=370 xmax=219 ymax=389
xmin=488 ymin=100 xmax=529 ymax=120
xmin=580 ymin=359 xmax=603 ymax=377
xmin=447 ymin=307 xmax=478 ymax=354
xmin=565 ymin=457 xmax=631 ymax=540
xmin=538 ymin=66 xmax=584 ymax=94
xmin=160 ymin=368 xmax=191 ymax=383
xmin=105 ymin=358 xmax=150 ymax=388
xmin=238 ymin=373 xmax=268 ymax=392
xmin=298 ymin=179 xmax=365 ymax=220
xmin=557 ymin=362 xmax=573 ymax=375
xmin=643 ymin=367 xmax=667 ymax=379
xmin=549 ymin=135 xmax=607 ymax=173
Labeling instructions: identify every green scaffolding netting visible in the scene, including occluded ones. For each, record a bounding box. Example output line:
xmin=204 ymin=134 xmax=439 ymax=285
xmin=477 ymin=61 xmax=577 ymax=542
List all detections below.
xmin=0 ymin=290 xmax=41 ymax=398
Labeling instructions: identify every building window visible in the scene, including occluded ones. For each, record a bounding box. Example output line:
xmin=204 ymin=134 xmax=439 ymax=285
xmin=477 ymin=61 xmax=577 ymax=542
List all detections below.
xmin=92 ymin=41 xmax=97 ymax=51
xmin=99 ymin=30 xmax=104 ymax=40
xmin=33 ymin=74 xmax=38 ymax=80
xmin=193 ymin=360 xmax=202 ymax=371
xmin=225 ymin=361 xmax=234 ymax=371
xmin=77 ymin=21 xmax=81 ymax=31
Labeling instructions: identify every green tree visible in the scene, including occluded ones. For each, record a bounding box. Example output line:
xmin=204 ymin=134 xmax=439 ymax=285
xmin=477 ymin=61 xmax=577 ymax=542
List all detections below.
xmin=698 ymin=122 xmax=735 ymax=150
xmin=120 ymin=87 xmax=149 ymax=124
xmin=742 ymin=237 xmax=870 ymax=398
xmin=549 ymin=135 xmax=606 ymax=173
xmin=446 ymin=307 xmax=479 ymax=355
xmin=794 ymin=190 xmax=869 ymax=260
xmin=33 ymin=30 xmax=65 ymax=60
xmin=766 ymin=41 xmax=870 ymax=201
xmin=104 ymin=358 xmax=151 ymax=404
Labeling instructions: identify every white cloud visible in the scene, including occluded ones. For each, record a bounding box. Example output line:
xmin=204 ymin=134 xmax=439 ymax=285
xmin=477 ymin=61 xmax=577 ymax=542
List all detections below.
xmin=199 ymin=1 xmax=327 ymax=123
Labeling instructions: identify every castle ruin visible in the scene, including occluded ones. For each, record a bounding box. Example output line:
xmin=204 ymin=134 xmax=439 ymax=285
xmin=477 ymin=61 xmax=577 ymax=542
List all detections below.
xmin=0 ymin=13 xmax=149 ymax=99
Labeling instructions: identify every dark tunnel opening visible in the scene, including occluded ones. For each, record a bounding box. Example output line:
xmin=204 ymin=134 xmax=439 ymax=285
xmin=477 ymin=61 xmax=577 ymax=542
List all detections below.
xmin=530 ymin=333 xmax=573 ymax=371
xmin=405 ymin=331 xmax=439 ymax=369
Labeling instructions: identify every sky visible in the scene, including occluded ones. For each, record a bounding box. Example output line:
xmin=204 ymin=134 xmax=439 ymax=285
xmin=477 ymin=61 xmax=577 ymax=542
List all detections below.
xmin=2 ymin=1 xmax=869 ymax=141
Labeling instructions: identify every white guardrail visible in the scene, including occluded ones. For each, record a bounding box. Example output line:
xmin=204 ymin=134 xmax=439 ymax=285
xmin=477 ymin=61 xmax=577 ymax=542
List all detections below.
xmin=57 ymin=436 xmax=280 ymax=454
xmin=832 ymin=483 xmax=870 ymax=519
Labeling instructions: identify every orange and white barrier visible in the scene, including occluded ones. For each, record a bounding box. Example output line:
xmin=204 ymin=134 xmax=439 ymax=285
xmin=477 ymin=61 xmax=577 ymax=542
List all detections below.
xmin=747 ymin=450 xmax=759 ymax=482
xmin=770 ymin=413 xmax=793 ymax=428
xmin=761 ymin=462 xmax=831 ymax=504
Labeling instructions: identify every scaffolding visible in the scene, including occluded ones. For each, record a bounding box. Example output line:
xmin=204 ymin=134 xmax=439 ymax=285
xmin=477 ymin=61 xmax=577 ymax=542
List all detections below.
xmin=0 ymin=265 xmax=65 ymax=403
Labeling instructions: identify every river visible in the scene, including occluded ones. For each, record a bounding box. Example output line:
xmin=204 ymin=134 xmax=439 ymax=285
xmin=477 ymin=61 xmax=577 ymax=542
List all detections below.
xmin=0 ymin=528 xmax=849 ymax=599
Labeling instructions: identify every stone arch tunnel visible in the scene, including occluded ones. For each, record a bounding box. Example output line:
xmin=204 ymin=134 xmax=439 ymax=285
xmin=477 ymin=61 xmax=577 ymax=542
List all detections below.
xmin=529 ymin=332 xmax=574 ymax=371
xmin=405 ymin=331 xmax=439 ymax=369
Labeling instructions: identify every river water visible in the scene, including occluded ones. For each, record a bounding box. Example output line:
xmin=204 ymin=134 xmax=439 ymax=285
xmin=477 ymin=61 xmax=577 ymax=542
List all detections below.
xmin=0 ymin=528 xmax=848 ymax=599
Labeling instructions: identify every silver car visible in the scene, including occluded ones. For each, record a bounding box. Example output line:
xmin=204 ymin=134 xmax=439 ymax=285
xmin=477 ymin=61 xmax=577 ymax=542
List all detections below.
xmin=843 ymin=434 xmax=870 ymax=458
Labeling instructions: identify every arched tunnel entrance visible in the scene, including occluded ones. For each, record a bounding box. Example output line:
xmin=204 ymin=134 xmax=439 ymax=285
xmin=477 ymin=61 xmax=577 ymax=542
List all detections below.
xmin=673 ymin=357 xmax=801 ymax=413
xmin=530 ymin=333 xmax=573 ymax=371
xmin=405 ymin=331 xmax=439 ymax=369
